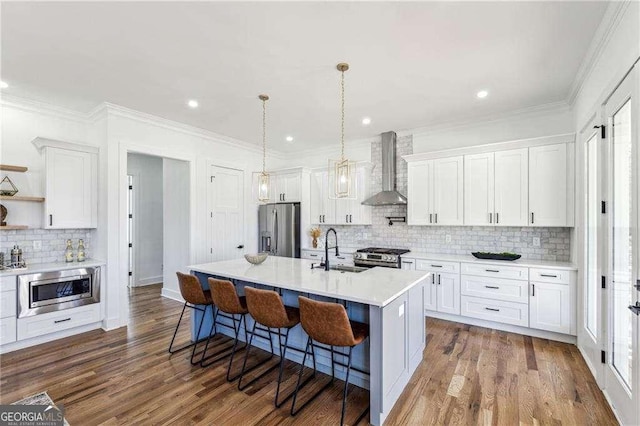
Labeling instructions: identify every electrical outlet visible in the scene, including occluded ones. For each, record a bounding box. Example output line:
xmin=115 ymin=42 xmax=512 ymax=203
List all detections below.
xmin=445 ymin=234 xmax=452 ymax=243
xmin=532 ymin=237 xmax=541 ymax=247
xmin=33 ymin=240 xmax=42 ymax=250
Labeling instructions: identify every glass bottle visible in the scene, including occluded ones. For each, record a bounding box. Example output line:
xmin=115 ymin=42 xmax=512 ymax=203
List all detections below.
xmin=77 ymin=239 xmax=86 ymax=262
xmin=65 ymin=239 xmax=74 ymax=262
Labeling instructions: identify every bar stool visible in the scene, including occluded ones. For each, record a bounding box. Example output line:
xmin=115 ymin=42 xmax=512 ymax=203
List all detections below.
xmin=168 ymin=272 xmax=214 ymax=365
xmin=291 ymin=296 xmax=370 ymax=426
xmin=203 ymin=278 xmax=263 ymax=381
xmin=239 ymin=287 xmax=314 ymax=407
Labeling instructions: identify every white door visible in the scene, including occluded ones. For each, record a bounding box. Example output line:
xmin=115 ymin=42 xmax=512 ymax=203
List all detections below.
xmin=407 ymin=161 xmax=432 ymax=225
xmin=529 ymin=143 xmax=568 ymax=226
xmin=45 ymin=147 xmax=97 ymax=228
xmin=494 ymin=148 xmax=529 ymax=226
xmin=602 ymin=69 xmax=639 ymax=424
xmin=209 ymin=166 xmax=244 ymax=261
xmin=433 ymin=156 xmax=463 ymax=225
xmin=437 ymin=272 xmax=461 ymax=315
xmin=529 ymin=281 xmax=571 ymax=334
xmin=464 ymin=153 xmax=494 ymax=225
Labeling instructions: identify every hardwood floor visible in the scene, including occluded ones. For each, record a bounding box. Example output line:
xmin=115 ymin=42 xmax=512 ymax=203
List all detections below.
xmin=0 ymin=285 xmax=617 ymax=425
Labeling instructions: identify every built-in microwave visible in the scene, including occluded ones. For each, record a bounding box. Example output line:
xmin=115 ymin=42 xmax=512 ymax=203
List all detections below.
xmin=18 ymin=267 xmax=100 ymax=318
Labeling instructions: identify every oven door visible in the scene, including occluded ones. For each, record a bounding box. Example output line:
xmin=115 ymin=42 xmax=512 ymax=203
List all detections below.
xmin=18 ymin=267 xmax=100 ymax=318
xmin=353 ymin=258 xmax=400 ymax=269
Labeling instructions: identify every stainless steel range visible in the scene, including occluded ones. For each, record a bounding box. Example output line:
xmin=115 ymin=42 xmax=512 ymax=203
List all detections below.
xmin=353 ymin=247 xmax=411 ymax=269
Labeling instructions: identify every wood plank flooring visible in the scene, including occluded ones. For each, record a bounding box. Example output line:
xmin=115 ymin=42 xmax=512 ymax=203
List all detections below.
xmin=0 ymin=285 xmax=617 ymax=425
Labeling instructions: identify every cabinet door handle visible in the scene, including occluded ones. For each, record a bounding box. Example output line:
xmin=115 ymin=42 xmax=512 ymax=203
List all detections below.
xmin=489 ymin=212 xmax=492 ymax=224
xmin=430 ymin=264 xmax=442 ymax=268
xmin=485 ymin=269 xmax=500 ymax=273
xmin=336 ymin=256 xmax=346 ymax=259
xmin=49 ymin=214 xmax=53 ymax=226
xmin=429 ymin=213 xmax=433 ymax=224
xmin=496 ymin=212 xmax=499 ymax=224
xmin=431 ymin=274 xmax=435 ymax=285
xmin=54 ymin=318 xmax=71 ymax=324
xmin=485 ymin=285 xmax=500 ymax=289
xmin=540 ymin=274 xmax=557 ymax=278
xmin=532 ymin=284 xmax=535 ymax=296
xmin=349 ymin=214 xmax=352 ymax=223
xmin=437 ymin=275 xmax=441 ymax=285
xmin=310 ymin=254 xmax=318 ymax=257
xmin=345 ymin=215 xmax=348 ymax=223
xmin=531 ymin=212 xmax=534 ymax=224
xmin=402 ymin=261 xmax=413 ymax=264
xmin=435 ymin=213 xmax=438 ymax=224
xmin=485 ymin=307 xmax=500 ymax=312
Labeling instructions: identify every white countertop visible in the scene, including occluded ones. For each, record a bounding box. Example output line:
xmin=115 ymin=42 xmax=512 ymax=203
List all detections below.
xmin=404 ymin=252 xmax=577 ymax=270
xmin=0 ymin=259 xmax=106 ymax=277
xmin=188 ymin=256 xmax=430 ymax=307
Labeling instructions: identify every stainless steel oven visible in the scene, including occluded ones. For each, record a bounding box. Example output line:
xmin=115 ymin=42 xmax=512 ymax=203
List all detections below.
xmin=18 ymin=267 xmax=100 ymax=318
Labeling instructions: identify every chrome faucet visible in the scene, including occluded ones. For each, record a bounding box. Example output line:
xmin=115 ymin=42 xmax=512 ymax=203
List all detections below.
xmin=324 ymin=227 xmax=339 ymax=271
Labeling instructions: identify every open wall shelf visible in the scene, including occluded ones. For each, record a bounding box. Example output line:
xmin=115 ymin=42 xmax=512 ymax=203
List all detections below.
xmin=0 ymin=165 xmax=28 ymax=173
xmin=0 ymin=225 xmax=29 ymax=230
xmin=0 ymin=196 xmax=45 ymax=202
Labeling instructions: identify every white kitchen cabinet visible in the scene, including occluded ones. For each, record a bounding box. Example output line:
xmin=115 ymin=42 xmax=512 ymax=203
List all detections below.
xmin=400 ymin=258 xmax=416 ymax=270
xmin=407 ymin=161 xmax=432 ymax=225
xmin=464 ymin=149 xmax=528 ymax=226
xmin=310 ymin=169 xmax=336 ymax=224
xmin=529 ymin=281 xmax=572 ymax=334
xmin=274 ymin=172 xmax=302 ymax=202
xmin=528 ymin=143 xmax=569 ymax=226
xmin=34 ymin=139 xmax=98 ymax=229
xmin=494 ymin=148 xmax=528 ymax=226
xmin=416 ymin=263 xmax=460 ymax=315
xmin=407 ymin=157 xmax=462 ymax=226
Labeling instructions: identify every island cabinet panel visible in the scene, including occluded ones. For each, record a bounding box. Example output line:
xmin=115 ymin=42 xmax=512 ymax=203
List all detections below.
xmin=381 ymin=294 xmax=408 ymax=412
xmin=407 ymin=281 xmax=426 ymax=372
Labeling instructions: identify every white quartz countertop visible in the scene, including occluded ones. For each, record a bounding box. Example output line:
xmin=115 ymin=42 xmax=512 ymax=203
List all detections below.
xmin=188 ymin=256 xmax=430 ymax=307
xmin=0 ymin=259 xmax=106 ymax=277
xmin=404 ymin=252 xmax=577 ymax=270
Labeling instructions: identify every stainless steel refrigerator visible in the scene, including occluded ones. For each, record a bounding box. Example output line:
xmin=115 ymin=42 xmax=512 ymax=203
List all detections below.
xmin=258 ymin=203 xmax=301 ymax=258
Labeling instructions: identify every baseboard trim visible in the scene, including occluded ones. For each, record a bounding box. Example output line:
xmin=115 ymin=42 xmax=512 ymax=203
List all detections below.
xmin=425 ymin=311 xmax=577 ymax=344
xmin=161 ymin=288 xmax=184 ymax=303
xmin=134 ymin=276 xmax=163 ymax=287
xmin=0 ymin=322 xmax=103 ymax=354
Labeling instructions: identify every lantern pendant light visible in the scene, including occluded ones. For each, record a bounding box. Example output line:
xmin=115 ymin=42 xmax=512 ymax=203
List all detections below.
xmin=329 ymin=63 xmax=356 ymax=199
xmin=257 ymin=94 xmax=271 ymax=202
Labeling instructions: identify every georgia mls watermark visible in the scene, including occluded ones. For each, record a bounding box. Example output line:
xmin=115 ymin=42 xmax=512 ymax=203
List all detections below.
xmin=0 ymin=403 xmax=65 ymax=426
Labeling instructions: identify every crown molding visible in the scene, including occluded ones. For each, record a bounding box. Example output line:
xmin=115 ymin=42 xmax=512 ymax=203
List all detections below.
xmin=0 ymin=93 xmax=88 ymax=124
xmin=566 ymin=0 xmax=631 ymax=105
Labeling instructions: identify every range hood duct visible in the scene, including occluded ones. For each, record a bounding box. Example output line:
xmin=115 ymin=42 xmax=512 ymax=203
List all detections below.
xmin=361 ymin=131 xmax=408 ymax=206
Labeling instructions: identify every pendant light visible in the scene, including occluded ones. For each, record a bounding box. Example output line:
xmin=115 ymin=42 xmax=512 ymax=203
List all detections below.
xmin=329 ymin=63 xmax=356 ymax=199
xmin=257 ymin=94 xmax=271 ymax=202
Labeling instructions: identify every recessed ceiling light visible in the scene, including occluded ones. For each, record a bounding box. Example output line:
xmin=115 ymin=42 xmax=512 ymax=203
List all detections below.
xmin=187 ymin=99 xmax=199 ymax=108
xmin=0 ymin=81 xmax=8 ymax=89
xmin=362 ymin=117 xmax=371 ymax=125
xmin=476 ymin=90 xmax=489 ymax=99
xmin=286 ymin=136 xmax=294 ymax=142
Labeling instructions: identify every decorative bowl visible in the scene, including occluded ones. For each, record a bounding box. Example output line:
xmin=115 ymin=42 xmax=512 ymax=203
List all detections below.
xmin=471 ymin=252 xmax=521 ymax=261
xmin=244 ymin=252 xmax=269 ymax=265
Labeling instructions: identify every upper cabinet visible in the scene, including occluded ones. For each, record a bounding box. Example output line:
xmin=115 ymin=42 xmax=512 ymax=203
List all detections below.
xmin=33 ymin=138 xmax=98 ymax=229
xmin=529 ymin=143 xmax=573 ymax=226
xmin=274 ymin=172 xmax=301 ymax=202
xmin=309 ymin=163 xmax=372 ymax=226
xmin=407 ymin=157 xmax=463 ymax=226
xmin=405 ymin=134 xmax=575 ymax=227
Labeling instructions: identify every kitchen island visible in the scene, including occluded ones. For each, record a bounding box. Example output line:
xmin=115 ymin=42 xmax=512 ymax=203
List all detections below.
xmin=188 ymin=256 xmax=430 ymax=426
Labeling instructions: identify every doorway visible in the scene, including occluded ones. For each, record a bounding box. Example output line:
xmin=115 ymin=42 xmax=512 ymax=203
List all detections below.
xmin=581 ymin=66 xmax=639 ymax=424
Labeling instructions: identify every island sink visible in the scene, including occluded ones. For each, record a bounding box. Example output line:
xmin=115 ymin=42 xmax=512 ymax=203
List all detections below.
xmin=330 ymin=265 xmax=368 ymax=273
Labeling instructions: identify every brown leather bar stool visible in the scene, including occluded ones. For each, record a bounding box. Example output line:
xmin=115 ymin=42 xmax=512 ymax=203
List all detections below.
xmin=203 ymin=278 xmax=259 ymax=381
xmin=239 ymin=287 xmax=314 ymax=407
xmin=291 ymin=296 xmax=370 ymax=426
xmin=168 ymin=272 xmax=214 ymax=365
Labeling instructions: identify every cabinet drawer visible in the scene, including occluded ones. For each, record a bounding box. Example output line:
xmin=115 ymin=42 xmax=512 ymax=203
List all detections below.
xmin=0 ymin=291 xmax=16 ymax=319
xmin=415 ymin=259 xmax=460 ymax=274
xmin=0 ymin=316 xmax=16 ymax=345
xmin=0 ymin=276 xmax=16 ymax=293
xmin=301 ymin=250 xmax=322 ymax=260
xmin=17 ymin=304 xmax=101 ymax=341
xmin=461 ymin=263 xmax=528 ymax=281
xmin=461 ymin=276 xmax=528 ymax=304
xmin=331 ymin=255 xmax=354 ymax=266
xmin=461 ymin=295 xmax=529 ymax=327
xmin=529 ymin=268 xmax=571 ymax=284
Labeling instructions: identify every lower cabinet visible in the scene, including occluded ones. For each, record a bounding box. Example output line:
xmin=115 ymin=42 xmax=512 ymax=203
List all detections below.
xmin=424 ymin=272 xmax=460 ymax=315
xmin=17 ymin=304 xmax=101 ymax=341
xmin=0 ymin=317 xmax=17 ymax=345
xmin=460 ymin=295 xmax=529 ymax=327
xmin=529 ymin=281 xmax=572 ymax=334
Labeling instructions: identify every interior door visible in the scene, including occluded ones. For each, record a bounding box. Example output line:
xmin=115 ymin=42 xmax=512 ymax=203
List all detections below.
xmin=494 ymin=148 xmax=529 ymax=226
xmin=433 ymin=156 xmax=463 ymax=225
xmin=210 ymin=165 xmax=244 ymax=261
xmin=464 ymin=152 xmax=494 ymax=225
xmin=603 ymin=68 xmax=639 ymax=425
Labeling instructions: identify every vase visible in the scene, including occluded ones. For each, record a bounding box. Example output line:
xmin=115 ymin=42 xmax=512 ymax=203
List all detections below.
xmin=312 ymin=238 xmax=318 ymax=248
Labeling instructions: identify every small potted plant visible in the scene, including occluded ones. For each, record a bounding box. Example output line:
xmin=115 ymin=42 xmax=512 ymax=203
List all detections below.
xmin=310 ymin=227 xmax=322 ymax=249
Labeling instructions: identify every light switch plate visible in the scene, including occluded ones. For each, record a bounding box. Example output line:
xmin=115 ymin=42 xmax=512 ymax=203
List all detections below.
xmin=445 ymin=234 xmax=452 ymax=243
xmin=532 ymin=237 xmax=541 ymax=247
xmin=33 ymin=240 xmax=42 ymax=250
xmin=399 ymin=303 xmax=405 ymax=317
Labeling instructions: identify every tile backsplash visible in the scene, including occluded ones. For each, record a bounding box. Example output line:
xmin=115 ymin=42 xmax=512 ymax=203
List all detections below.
xmin=1 ymin=229 xmax=93 ymax=265
xmin=315 ymin=134 xmax=571 ymax=262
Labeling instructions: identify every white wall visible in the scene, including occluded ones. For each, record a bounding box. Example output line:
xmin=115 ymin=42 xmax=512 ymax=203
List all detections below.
xmin=127 ymin=153 xmax=163 ymax=286
xmin=162 ymin=158 xmax=190 ymax=300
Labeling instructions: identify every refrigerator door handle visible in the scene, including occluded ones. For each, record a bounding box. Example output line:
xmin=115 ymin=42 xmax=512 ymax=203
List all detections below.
xmin=272 ymin=209 xmax=278 ymax=255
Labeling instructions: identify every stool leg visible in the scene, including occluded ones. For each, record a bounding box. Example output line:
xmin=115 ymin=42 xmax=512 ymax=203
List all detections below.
xmin=275 ymin=328 xmax=314 ymax=408
xmin=225 ymin=314 xmax=244 ymax=382
xmin=190 ymin=305 xmax=210 ymax=365
xmin=168 ymin=302 xmax=188 ymax=353
xmin=291 ymin=336 xmax=311 ymax=416
xmin=237 ymin=321 xmax=257 ymax=388
xmin=340 ymin=346 xmax=353 ymax=426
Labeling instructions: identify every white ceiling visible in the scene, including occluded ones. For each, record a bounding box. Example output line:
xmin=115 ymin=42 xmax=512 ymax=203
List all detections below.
xmin=1 ymin=2 xmax=607 ymax=152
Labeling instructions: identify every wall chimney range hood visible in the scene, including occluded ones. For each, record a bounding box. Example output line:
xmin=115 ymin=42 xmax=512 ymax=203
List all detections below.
xmin=361 ymin=131 xmax=408 ymax=206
